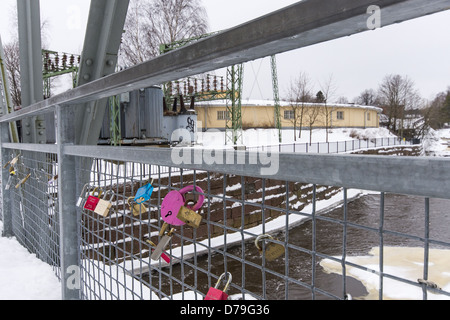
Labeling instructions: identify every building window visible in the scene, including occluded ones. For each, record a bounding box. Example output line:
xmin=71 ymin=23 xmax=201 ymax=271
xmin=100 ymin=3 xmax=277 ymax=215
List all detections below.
xmin=217 ymin=111 xmax=231 ymax=120
xmin=337 ymin=111 xmax=344 ymax=120
xmin=284 ymin=110 xmax=295 ymax=120
xmin=367 ymin=112 xmax=371 ymax=121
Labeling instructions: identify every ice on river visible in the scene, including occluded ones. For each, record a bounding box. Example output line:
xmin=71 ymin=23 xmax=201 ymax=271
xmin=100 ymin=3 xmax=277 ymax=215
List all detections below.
xmin=320 ymin=246 xmax=450 ymax=300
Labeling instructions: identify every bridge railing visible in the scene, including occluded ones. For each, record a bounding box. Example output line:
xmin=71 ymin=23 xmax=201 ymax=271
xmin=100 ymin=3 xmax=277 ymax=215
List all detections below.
xmin=2 ymin=119 xmax=450 ymax=300
xmin=1 ymin=0 xmax=450 ymax=301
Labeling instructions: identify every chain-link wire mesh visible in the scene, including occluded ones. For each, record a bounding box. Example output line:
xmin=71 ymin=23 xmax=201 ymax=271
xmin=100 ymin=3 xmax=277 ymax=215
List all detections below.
xmin=70 ymin=157 xmax=450 ymax=300
xmin=3 ymin=138 xmax=450 ymax=301
xmin=4 ymin=150 xmax=60 ymax=278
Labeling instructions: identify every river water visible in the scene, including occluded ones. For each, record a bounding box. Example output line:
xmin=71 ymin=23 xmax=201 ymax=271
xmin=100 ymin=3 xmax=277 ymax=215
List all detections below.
xmin=151 ymin=193 xmax=450 ymax=300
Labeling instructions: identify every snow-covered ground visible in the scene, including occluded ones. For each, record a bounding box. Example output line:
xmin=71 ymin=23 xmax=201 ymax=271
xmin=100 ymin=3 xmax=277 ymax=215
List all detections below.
xmin=1 ymin=127 xmax=448 ymax=300
xmin=196 ymin=127 xmax=398 ymax=149
xmin=0 ymin=221 xmax=62 ymax=300
xmin=422 ymin=128 xmax=450 ymax=157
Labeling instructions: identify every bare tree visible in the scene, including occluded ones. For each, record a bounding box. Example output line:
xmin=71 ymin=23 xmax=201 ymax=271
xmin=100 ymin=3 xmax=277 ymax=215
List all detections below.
xmin=378 ymin=74 xmax=421 ymax=137
xmin=423 ymin=88 xmax=450 ymax=130
xmin=336 ymin=96 xmax=349 ymax=104
xmin=305 ymin=104 xmax=322 ymax=146
xmin=355 ymin=88 xmax=379 ymax=106
xmin=3 ymin=40 xmax=21 ymax=107
xmin=285 ymin=72 xmax=314 ymax=141
xmin=120 ymin=0 xmax=209 ymax=67
xmin=318 ymin=74 xmax=338 ymax=143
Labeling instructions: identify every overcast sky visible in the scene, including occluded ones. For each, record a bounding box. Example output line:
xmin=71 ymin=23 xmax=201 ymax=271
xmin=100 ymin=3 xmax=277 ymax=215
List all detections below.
xmin=1 ymin=0 xmax=449 ymax=103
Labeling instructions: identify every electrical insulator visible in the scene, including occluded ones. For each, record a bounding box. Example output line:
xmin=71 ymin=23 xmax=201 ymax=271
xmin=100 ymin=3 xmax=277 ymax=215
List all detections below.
xmin=54 ymin=56 xmax=59 ymax=71
xmin=70 ymin=55 xmax=75 ymax=66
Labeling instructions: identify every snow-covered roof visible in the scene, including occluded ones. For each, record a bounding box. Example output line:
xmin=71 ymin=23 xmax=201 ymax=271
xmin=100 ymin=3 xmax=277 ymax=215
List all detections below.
xmin=195 ymin=99 xmax=383 ymax=112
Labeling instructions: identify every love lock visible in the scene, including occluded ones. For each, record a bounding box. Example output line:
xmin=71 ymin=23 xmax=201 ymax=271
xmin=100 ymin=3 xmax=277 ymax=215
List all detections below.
xmin=76 ymin=184 xmax=92 ymax=208
xmin=83 ymin=187 xmax=103 ymax=211
xmin=255 ymin=234 xmax=285 ymax=262
xmin=204 ymin=272 xmax=232 ymax=300
xmin=134 ymin=181 xmax=154 ymax=204
xmin=160 ymin=185 xmax=205 ymax=228
xmin=146 ymin=240 xmax=171 ymax=263
xmin=151 ymin=227 xmax=175 ymax=261
xmin=94 ymin=190 xmax=115 ymax=217
xmin=127 ymin=197 xmax=148 ymax=216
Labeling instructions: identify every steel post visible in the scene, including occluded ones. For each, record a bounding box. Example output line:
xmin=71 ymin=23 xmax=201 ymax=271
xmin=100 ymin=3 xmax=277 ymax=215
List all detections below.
xmin=57 ymin=105 xmax=80 ymax=300
xmin=0 ymin=122 xmax=12 ymax=237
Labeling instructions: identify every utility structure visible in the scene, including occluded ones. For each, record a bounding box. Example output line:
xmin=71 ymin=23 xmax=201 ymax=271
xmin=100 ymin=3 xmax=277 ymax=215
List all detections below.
xmin=271 ymin=55 xmax=282 ymax=143
xmin=226 ymin=64 xmax=244 ymax=146
xmin=160 ymin=32 xmax=245 ymax=146
xmin=42 ymin=50 xmax=80 ymax=99
xmin=42 ymin=50 xmax=121 ymax=146
xmin=160 ymin=34 xmax=283 ymax=146
xmin=17 ymin=0 xmax=46 ymax=145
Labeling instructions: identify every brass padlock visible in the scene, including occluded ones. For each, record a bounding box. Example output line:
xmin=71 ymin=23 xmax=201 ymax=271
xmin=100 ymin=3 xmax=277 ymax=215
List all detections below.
xmin=127 ymin=197 xmax=147 ymax=216
xmin=15 ymin=173 xmax=31 ymax=189
xmin=94 ymin=190 xmax=115 ymax=217
xmin=255 ymin=234 xmax=285 ymax=262
xmin=3 ymin=154 xmax=20 ymax=169
xmin=177 ymin=201 xmax=203 ymax=228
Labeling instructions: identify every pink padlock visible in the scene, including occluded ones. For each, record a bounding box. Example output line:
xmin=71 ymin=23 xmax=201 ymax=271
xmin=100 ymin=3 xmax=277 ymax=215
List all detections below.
xmin=161 ymin=185 xmax=205 ymax=227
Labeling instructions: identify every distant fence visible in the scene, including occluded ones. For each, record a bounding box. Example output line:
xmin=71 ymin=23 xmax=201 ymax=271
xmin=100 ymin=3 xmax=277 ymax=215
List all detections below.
xmin=247 ymin=137 xmax=419 ymax=154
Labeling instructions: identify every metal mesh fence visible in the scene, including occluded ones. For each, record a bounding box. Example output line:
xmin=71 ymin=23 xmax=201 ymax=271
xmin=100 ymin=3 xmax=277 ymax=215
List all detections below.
xmin=70 ymin=157 xmax=450 ymax=300
xmin=2 ymin=145 xmax=450 ymax=300
xmin=247 ymin=137 xmax=417 ymax=154
xmin=4 ymin=150 xmax=60 ymax=278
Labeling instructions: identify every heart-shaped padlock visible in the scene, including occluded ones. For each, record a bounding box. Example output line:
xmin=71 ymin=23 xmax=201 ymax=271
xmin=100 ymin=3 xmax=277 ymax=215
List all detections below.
xmin=160 ymin=185 xmax=204 ymax=227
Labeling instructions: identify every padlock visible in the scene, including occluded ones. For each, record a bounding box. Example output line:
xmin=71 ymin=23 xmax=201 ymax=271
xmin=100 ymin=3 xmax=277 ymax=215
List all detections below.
xmin=160 ymin=185 xmax=204 ymax=228
xmin=151 ymin=227 xmax=175 ymax=261
xmin=3 ymin=154 xmax=20 ymax=169
xmin=83 ymin=187 xmax=103 ymax=211
xmin=255 ymin=234 xmax=285 ymax=262
xmin=76 ymin=184 xmax=92 ymax=208
xmin=134 ymin=181 xmax=154 ymax=204
xmin=5 ymin=174 xmax=14 ymax=190
xmin=127 ymin=197 xmax=148 ymax=216
xmin=146 ymin=240 xmax=171 ymax=263
xmin=94 ymin=190 xmax=115 ymax=217
xmin=204 ymin=272 xmax=232 ymax=300
xmin=15 ymin=173 xmax=31 ymax=189
xmin=177 ymin=200 xmax=203 ymax=229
